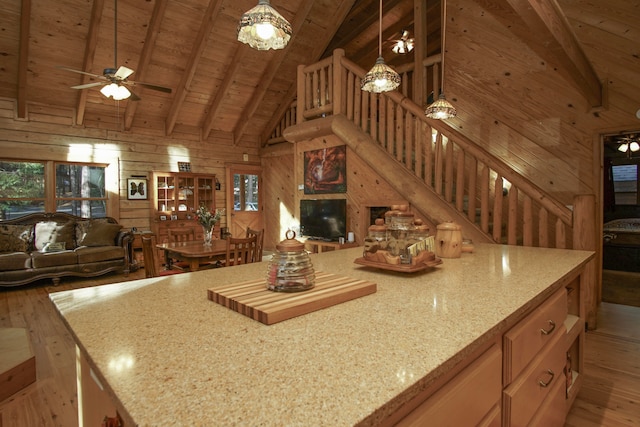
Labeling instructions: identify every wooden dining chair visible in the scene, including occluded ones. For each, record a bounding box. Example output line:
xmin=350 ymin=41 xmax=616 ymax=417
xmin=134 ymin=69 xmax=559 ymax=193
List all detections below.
xmin=246 ymin=228 xmax=264 ymax=262
xmin=141 ymin=235 xmax=182 ymax=278
xmin=224 ymin=235 xmax=257 ymax=267
xmin=168 ymin=227 xmax=195 ymax=243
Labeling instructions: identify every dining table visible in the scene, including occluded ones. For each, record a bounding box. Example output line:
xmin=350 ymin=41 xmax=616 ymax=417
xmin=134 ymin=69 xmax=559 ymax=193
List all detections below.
xmin=156 ymin=239 xmax=227 ymax=271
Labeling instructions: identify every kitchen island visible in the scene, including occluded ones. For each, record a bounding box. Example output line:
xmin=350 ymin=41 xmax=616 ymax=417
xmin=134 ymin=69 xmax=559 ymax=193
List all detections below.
xmin=50 ymin=244 xmax=593 ymax=426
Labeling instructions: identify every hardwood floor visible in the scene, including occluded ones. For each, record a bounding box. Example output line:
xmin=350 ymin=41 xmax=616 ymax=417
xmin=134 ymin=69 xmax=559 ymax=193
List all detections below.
xmin=1 ymin=272 xmax=638 ymax=426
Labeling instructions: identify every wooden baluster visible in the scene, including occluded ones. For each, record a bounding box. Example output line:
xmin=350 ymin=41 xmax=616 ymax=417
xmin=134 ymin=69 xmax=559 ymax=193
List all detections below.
xmin=538 ymin=207 xmax=549 ymax=248
xmin=312 ymin=70 xmax=319 ymax=109
xmin=493 ymin=174 xmax=504 ymax=243
xmin=369 ymin=93 xmax=377 ymax=141
xmin=424 ymin=123 xmax=433 ymax=187
xmin=379 ymin=96 xmax=386 ymax=147
xmin=354 ymin=74 xmax=362 ymax=128
xmin=444 ymin=137 xmax=454 ymax=202
xmin=555 ymin=218 xmax=566 ymax=249
xmin=434 ymin=132 xmax=443 ymax=195
xmin=387 ymin=98 xmax=394 ymax=155
xmin=456 ymin=147 xmax=465 ymax=212
xmin=508 ymin=184 xmax=518 ymax=245
xmin=405 ymin=112 xmax=415 ymax=172
xmin=395 ymin=103 xmax=404 ymax=163
xmin=297 ymin=64 xmax=305 ymax=123
xmin=346 ymin=71 xmax=354 ymax=120
xmin=480 ymin=166 xmax=490 ymax=234
xmin=467 ymin=157 xmax=477 ymax=224
xmin=361 ymin=87 xmax=369 ymax=133
xmin=523 ymin=195 xmax=533 ymax=246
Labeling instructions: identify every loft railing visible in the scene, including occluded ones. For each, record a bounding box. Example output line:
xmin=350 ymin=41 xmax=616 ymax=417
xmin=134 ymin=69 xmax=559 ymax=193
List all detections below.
xmin=271 ymin=49 xmax=595 ymax=251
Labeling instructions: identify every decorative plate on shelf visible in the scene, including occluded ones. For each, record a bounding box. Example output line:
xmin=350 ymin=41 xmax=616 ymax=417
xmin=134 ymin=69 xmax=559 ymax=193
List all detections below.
xmin=354 ymin=256 xmax=442 ymax=273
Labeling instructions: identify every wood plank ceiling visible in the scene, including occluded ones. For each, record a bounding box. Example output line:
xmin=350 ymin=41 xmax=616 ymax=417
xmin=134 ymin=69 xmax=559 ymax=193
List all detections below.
xmin=0 ymin=0 xmax=638 ymax=147
xmin=0 ymin=0 xmax=429 ymax=146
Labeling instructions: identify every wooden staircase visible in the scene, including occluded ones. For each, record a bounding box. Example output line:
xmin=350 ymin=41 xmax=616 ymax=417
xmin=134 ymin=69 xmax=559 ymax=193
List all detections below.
xmin=278 ymin=49 xmax=596 ymax=252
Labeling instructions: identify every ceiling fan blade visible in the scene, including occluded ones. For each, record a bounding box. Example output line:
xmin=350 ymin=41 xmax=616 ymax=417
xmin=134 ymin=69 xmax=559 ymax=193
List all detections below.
xmin=133 ymin=82 xmax=173 ymax=94
xmin=115 ymin=66 xmax=134 ymax=80
xmin=71 ymin=82 xmax=107 ymax=90
xmin=57 ymin=66 xmax=106 ymax=80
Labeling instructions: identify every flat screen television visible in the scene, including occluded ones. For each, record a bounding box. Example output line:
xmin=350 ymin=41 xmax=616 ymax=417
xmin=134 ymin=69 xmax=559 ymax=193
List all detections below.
xmin=300 ymin=199 xmax=347 ymax=241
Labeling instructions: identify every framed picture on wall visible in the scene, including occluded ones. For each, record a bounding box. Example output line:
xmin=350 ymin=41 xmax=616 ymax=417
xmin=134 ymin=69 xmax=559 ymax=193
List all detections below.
xmin=127 ymin=179 xmax=148 ymax=200
xmin=304 ymin=145 xmax=347 ymax=194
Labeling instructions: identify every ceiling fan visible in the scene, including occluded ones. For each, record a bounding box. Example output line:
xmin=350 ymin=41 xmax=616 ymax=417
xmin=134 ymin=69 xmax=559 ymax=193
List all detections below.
xmin=616 ymin=135 xmax=640 ymax=155
xmin=58 ymin=0 xmax=171 ymax=101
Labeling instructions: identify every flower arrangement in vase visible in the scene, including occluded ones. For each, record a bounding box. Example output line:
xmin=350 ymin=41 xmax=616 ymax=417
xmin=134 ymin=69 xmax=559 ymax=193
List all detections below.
xmin=195 ymin=204 xmax=224 ymax=246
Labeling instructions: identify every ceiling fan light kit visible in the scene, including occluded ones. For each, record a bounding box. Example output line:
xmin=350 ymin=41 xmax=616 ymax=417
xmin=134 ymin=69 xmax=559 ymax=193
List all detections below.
xmin=362 ymin=0 xmax=400 ymax=93
xmin=425 ymin=0 xmax=457 ymax=120
xmin=237 ymin=0 xmax=292 ymax=51
xmin=392 ymin=30 xmax=414 ymax=54
xmin=618 ymin=141 xmax=640 ymax=153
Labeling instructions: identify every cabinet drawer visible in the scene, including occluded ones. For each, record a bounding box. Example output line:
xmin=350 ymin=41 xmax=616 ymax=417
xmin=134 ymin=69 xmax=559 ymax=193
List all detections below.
xmin=527 ymin=369 xmax=566 ymax=427
xmin=503 ymin=287 xmax=567 ymax=383
xmin=503 ymin=327 xmax=565 ymax=427
xmin=397 ymin=343 xmax=502 ymax=426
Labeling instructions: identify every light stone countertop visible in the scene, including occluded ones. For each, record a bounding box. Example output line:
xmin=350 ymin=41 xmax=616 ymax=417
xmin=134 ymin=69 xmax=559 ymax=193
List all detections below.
xmin=50 ymin=244 xmax=593 ymax=426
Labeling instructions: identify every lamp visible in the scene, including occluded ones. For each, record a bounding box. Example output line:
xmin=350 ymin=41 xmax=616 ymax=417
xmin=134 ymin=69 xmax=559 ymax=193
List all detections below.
xmin=100 ymin=83 xmax=131 ymax=101
xmin=425 ymin=0 xmax=457 ymax=119
xmin=237 ymin=0 xmax=292 ymax=51
xmin=361 ymin=0 xmax=401 ymax=93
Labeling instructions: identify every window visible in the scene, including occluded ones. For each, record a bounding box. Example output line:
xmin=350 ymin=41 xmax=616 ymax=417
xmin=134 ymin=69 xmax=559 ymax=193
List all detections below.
xmin=233 ymin=173 xmax=259 ymax=211
xmin=612 ymin=164 xmax=639 ymax=205
xmin=0 ymin=160 xmax=107 ymax=220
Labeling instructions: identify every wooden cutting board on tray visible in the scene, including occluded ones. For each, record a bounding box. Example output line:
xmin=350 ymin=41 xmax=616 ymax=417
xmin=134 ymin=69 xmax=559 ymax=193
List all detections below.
xmin=207 ymin=271 xmax=376 ymax=325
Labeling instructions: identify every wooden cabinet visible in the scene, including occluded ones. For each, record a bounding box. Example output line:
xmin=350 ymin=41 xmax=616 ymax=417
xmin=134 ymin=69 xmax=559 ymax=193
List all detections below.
xmin=151 ymin=172 xmax=216 ymax=259
xmin=503 ymin=276 xmax=585 ymax=427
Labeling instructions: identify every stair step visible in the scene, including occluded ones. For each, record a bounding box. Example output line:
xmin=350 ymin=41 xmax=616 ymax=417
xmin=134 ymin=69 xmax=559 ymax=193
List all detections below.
xmin=0 ymin=328 xmax=36 ymax=401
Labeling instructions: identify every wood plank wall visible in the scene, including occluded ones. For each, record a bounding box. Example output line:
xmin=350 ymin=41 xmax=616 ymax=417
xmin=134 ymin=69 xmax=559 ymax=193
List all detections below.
xmin=261 ymin=135 xmax=433 ymax=251
xmin=0 ymin=98 xmax=259 ymax=233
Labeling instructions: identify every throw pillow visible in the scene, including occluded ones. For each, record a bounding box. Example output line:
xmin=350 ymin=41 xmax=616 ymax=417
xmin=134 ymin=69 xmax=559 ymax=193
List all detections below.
xmin=80 ymin=221 xmax=122 ymax=247
xmin=76 ymin=218 xmax=110 ymax=244
xmin=0 ymin=224 xmax=33 ymax=252
xmin=35 ymin=221 xmax=76 ymax=251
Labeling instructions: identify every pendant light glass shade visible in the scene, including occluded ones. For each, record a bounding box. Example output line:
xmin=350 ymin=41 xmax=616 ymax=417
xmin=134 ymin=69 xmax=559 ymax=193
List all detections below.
xmin=425 ymin=93 xmax=457 ymax=119
xmin=100 ymin=83 xmax=131 ymax=101
xmin=361 ymin=57 xmax=401 ymax=93
xmin=361 ymin=0 xmax=400 ymax=93
xmin=425 ymin=0 xmax=456 ymax=120
xmin=237 ymin=0 xmax=292 ymax=51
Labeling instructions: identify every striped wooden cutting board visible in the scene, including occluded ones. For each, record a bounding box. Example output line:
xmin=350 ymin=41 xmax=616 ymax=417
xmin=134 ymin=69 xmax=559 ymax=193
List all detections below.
xmin=207 ymin=271 xmax=377 ymax=325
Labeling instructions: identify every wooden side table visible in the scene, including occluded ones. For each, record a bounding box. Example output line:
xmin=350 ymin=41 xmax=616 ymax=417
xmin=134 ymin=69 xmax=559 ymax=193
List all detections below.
xmin=304 ymin=240 xmax=359 ymax=253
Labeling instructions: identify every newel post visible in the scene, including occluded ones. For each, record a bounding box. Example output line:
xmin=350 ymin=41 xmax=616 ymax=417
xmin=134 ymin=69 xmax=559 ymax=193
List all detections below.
xmin=572 ymin=194 xmax=598 ymax=329
xmin=332 ymin=49 xmax=345 ymax=116
xmin=296 ymin=64 xmax=305 ymax=124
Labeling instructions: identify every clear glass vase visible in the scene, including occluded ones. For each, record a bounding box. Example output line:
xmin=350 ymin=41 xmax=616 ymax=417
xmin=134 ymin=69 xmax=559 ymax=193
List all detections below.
xmin=202 ymin=226 xmax=213 ymax=246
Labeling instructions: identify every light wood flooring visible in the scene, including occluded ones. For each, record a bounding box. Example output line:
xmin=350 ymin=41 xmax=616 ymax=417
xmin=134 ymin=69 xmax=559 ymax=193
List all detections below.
xmin=0 ymin=271 xmax=639 ymax=426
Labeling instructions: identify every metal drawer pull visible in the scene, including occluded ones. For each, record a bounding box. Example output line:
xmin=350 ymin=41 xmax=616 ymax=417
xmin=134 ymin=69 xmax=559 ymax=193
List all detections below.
xmin=540 ymin=319 xmax=556 ymax=335
xmin=538 ymin=369 xmax=555 ymax=387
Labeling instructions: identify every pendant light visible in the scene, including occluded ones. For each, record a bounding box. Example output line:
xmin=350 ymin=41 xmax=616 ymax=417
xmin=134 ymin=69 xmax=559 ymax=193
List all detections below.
xmin=361 ymin=0 xmax=401 ymax=93
xmin=237 ymin=0 xmax=292 ymax=51
xmin=425 ymin=0 xmax=456 ymax=119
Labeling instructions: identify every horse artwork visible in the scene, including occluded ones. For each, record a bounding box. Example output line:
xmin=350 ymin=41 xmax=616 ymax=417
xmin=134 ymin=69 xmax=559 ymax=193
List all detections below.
xmin=304 ymin=145 xmax=347 ymax=194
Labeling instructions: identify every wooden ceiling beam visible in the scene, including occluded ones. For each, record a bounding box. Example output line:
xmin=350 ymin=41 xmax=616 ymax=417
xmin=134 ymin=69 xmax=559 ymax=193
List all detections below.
xmin=123 ymin=0 xmax=168 ymax=131
xmin=17 ymin=0 xmax=31 ymax=119
xmin=201 ymin=46 xmax=250 ymax=139
xmin=165 ymin=0 xmax=223 ymax=136
xmin=233 ymin=1 xmax=353 ymax=145
xmin=74 ymin=0 xmax=105 ymax=126
xmin=471 ymin=0 xmax=603 ymax=109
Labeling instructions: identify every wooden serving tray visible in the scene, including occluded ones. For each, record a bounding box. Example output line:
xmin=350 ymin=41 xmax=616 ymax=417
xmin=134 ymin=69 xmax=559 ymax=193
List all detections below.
xmin=207 ymin=271 xmax=376 ymax=325
xmin=354 ymin=256 xmax=442 ymax=273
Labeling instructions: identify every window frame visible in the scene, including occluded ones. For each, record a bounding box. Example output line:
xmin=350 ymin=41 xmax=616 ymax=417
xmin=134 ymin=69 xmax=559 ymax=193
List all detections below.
xmin=0 ymin=159 xmax=112 ymax=219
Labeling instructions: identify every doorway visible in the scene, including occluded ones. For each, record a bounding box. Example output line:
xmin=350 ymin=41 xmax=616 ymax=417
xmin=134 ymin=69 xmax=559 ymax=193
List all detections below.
xmin=225 ymin=164 xmax=263 ymax=238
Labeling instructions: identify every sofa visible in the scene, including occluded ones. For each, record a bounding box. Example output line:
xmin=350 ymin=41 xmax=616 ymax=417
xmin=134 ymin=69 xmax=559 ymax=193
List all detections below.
xmin=0 ymin=212 xmax=133 ymax=287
